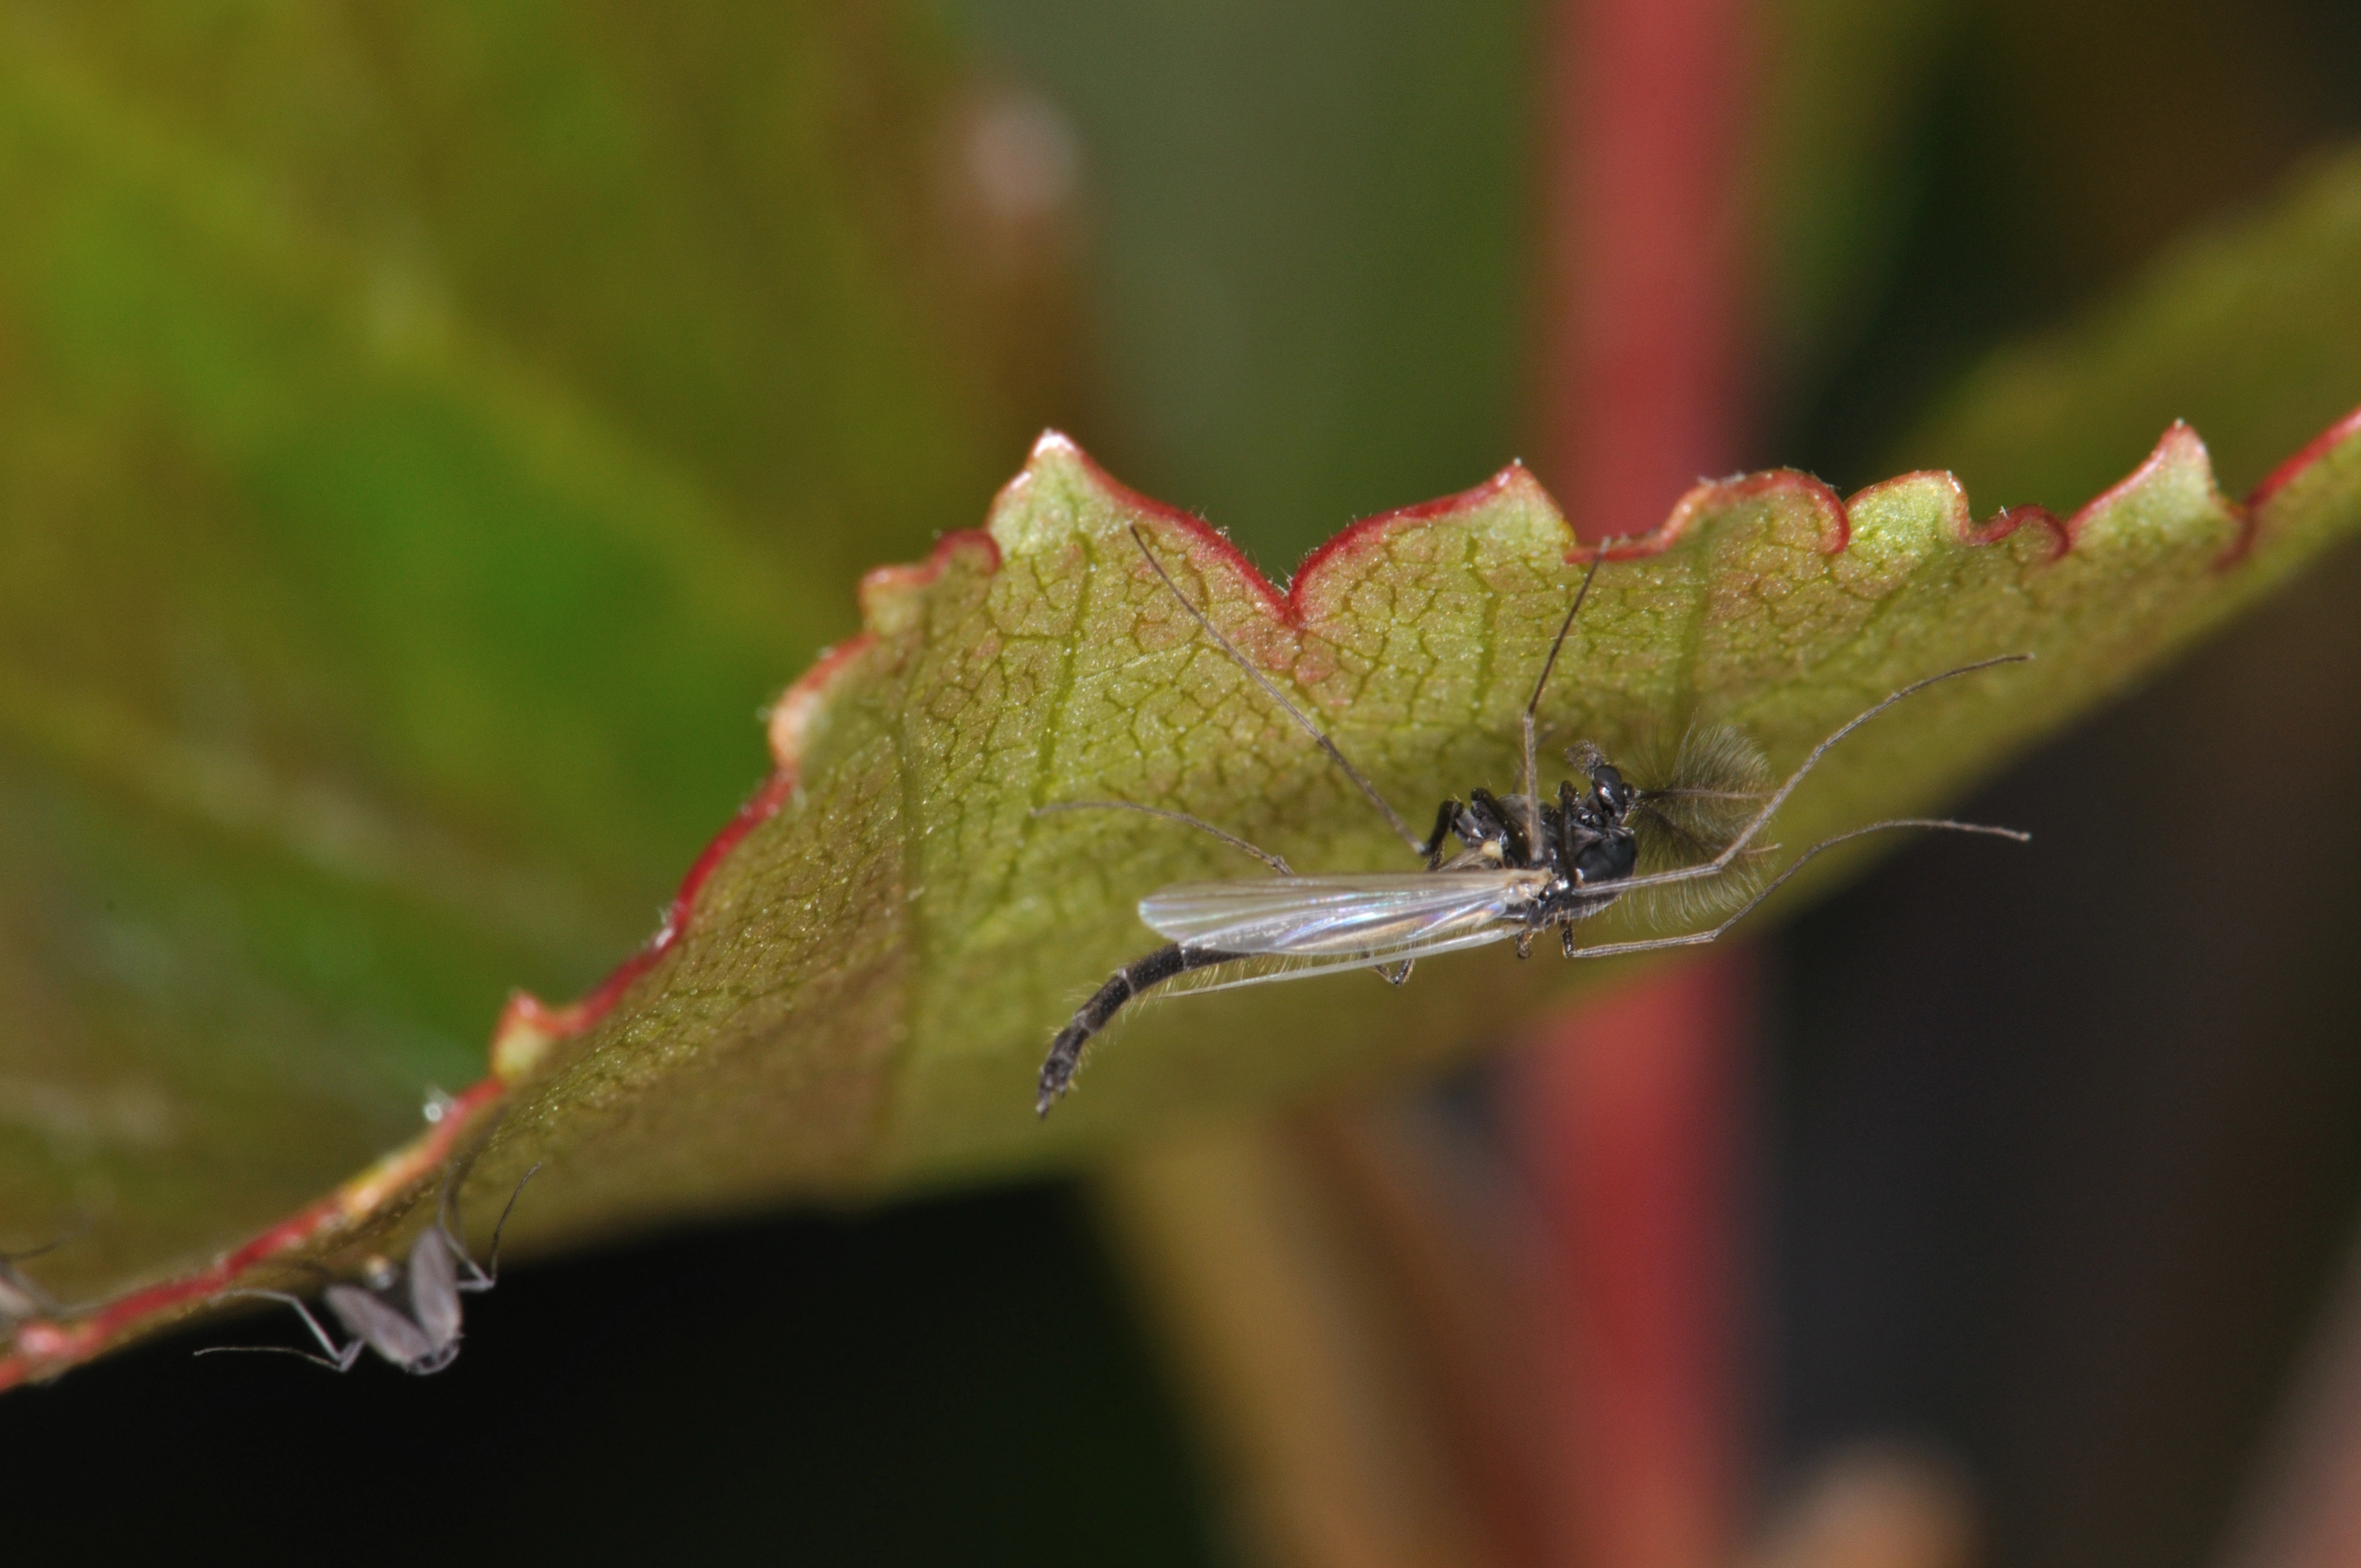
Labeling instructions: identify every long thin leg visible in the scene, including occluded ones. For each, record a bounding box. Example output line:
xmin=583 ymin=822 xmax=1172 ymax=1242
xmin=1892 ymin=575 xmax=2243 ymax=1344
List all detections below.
xmin=0 ymin=1222 xmax=93 ymax=1319
xmin=1129 ymin=527 xmax=1424 ymax=854
xmin=454 ymin=1163 xmax=542 ymax=1292
xmin=0 ymin=1242 xmax=64 ymax=1319
xmin=1034 ymin=801 xmax=1294 ymax=875
xmin=193 ymin=1343 xmax=365 ymax=1372
xmin=1641 ymin=788 xmax=1766 ymax=802
xmin=193 ymin=1289 xmax=366 ymax=1371
xmin=434 ymin=1146 xmax=482 ymax=1268
xmin=1545 ymin=654 xmax=2034 ymax=903
xmin=0 ymin=1234 xmax=70 ymax=1264
xmin=1521 ymin=545 xmax=1609 ymax=848
xmin=1563 ymin=816 xmax=2028 ymax=962
xmin=1038 ymin=943 xmax=1249 ymax=1115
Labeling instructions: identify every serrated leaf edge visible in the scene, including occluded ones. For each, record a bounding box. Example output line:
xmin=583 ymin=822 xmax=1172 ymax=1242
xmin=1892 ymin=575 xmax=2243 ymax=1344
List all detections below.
xmin=5 ymin=407 xmax=2354 ymax=1389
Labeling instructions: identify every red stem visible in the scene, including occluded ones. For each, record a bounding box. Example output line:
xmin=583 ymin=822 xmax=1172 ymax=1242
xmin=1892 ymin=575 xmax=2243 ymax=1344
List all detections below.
xmin=1510 ymin=958 xmax=1753 ymax=1568
xmin=1519 ymin=0 xmax=1756 ymax=1562
xmin=1538 ymin=0 xmax=1750 ymax=541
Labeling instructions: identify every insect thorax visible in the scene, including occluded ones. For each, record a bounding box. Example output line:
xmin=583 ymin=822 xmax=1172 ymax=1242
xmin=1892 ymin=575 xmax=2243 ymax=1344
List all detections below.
xmin=1452 ymin=770 xmax=1639 ymax=929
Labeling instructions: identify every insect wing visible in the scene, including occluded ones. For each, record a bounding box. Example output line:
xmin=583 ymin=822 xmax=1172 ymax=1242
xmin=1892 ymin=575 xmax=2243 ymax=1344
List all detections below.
xmin=324 ymin=1282 xmax=437 ymax=1369
xmin=407 ymin=1229 xmax=464 ymax=1352
xmin=1140 ymin=872 xmax=1543 ymax=958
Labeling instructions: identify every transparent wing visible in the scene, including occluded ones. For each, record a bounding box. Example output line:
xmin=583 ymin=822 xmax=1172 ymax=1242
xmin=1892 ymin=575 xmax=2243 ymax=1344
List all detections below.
xmin=323 ymin=1284 xmax=434 ymax=1367
xmin=1172 ymin=925 xmax=1535 ymax=997
xmin=1140 ymin=872 xmax=1545 ymax=958
xmin=406 ymin=1231 xmax=463 ymax=1352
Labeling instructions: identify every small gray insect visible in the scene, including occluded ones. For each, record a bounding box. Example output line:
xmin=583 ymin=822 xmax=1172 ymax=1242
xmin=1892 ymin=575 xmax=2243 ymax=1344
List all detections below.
xmin=198 ymin=1162 xmax=539 ymax=1376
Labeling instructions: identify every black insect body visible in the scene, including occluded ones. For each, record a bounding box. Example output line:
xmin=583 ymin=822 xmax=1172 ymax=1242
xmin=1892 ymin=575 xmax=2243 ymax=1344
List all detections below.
xmin=198 ymin=1163 xmax=539 ymax=1376
xmin=1033 ymin=527 xmax=2032 ymax=1116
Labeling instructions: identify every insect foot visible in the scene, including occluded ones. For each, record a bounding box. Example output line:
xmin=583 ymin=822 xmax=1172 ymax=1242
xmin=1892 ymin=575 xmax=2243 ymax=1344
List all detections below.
xmin=197 ymin=1162 xmax=540 ymax=1376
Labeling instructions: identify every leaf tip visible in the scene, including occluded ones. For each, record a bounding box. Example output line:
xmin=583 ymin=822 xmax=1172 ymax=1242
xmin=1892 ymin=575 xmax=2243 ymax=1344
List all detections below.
xmin=2065 ymin=419 xmax=2245 ymax=567
xmin=1005 ymin=427 xmax=1103 ymax=499
xmin=1029 ymin=427 xmax=1082 ymax=462
xmin=491 ymin=993 xmax=568 ymax=1081
xmin=1293 ymin=461 xmax=1564 ymax=590
xmin=1962 ymin=501 xmax=2071 ymax=561
xmin=1622 ymin=469 xmax=1849 ymax=559
xmin=766 ymin=636 xmax=875 ymax=775
xmin=989 ymin=429 xmax=1087 ymax=522
xmin=858 ymin=530 xmax=1000 ymax=638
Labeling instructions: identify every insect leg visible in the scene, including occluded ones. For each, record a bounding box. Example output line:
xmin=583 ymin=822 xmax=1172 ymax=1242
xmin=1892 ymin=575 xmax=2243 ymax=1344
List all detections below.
xmin=1129 ymin=526 xmax=1426 ymax=855
xmin=1720 ymin=657 xmax=2032 ymax=868
xmin=447 ymin=1162 xmax=543 ymax=1293
xmin=1576 ymin=654 xmax=2035 ymax=903
xmin=1520 ymin=544 xmax=1608 ymax=847
xmin=473 ymin=1164 xmax=541 ymax=1289
xmin=1563 ymin=816 xmax=2028 ymax=961
xmin=194 ymin=1289 xmax=367 ymax=1372
xmin=0 ymin=1250 xmax=59 ymax=1322
xmin=1035 ymin=801 xmax=1293 ymax=875
xmin=1038 ymin=943 xmax=1249 ymax=1116
xmin=1420 ymin=799 xmax=1462 ymax=867
xmin=0 ymin=1223 xmax=94 ymax=1322
xmin=1467 ymin=789 xmax=1529 ymax=863
xmin=1374 ymin=960 xmax=1415 ymax=986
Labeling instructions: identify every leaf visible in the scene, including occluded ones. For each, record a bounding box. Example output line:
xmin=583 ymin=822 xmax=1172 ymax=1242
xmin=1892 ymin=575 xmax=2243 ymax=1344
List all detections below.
xmin=0 ymin=11 xmax=1065 ymax=1315
xmin=12 ymin=399 xmax=2361 ymax=1386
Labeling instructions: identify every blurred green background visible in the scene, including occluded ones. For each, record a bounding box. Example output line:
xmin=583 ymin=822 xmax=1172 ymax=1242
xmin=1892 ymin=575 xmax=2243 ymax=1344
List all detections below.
xmin=3 ymin=2 xmax=2360 ymax=1564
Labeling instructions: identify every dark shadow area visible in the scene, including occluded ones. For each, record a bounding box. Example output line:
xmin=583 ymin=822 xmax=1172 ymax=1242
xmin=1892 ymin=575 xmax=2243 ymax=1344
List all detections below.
xmin=2 ymin=1182 xmax=1222 ymax=1567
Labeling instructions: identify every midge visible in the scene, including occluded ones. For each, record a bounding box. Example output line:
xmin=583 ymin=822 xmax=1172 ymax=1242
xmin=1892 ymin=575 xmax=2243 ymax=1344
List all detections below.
xmin=1034 ymin=526 xmax=2031 ymax=1115
xmin=197 ymin=1161 xmax=539 ymax=1376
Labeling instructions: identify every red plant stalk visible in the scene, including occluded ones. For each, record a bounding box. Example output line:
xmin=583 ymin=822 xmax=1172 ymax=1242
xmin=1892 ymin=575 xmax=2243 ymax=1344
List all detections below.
xmin=1521 ymin=0 xmax=1756 ymax=1562
xmin=1510 ymin=954 xmax=1755 ymax=1568
xmin=1538 ymin=0 xmax=1750 ymax=541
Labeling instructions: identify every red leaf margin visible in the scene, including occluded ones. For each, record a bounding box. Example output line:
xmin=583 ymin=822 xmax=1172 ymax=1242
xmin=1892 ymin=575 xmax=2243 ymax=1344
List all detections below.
xmin=3 ymin=410 xmax=2354 ymax=1391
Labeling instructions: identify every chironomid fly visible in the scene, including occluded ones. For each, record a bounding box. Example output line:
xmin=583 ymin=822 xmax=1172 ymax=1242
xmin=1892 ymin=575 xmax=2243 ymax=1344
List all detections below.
xmin=1033 ymin=525 xmax=2031 ymax=1115
xmin=196 ymin=1160 xmax=540 ymax=1375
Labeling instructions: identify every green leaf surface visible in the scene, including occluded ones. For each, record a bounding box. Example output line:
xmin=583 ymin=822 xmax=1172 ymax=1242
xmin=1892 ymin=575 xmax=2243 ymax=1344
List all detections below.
xmin=7 ymin=14 xmax=2361 ymax=1386
xmin=0 ymin=7 xmax=1060 ymax=1309
xmin=12 ymin=400 xmax=2360 ymax=1387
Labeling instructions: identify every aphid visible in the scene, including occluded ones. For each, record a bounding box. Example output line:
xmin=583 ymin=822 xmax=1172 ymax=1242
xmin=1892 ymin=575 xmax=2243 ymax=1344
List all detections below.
xmin=1034 ymin=527 xmax=2031 ymax=1114
xmin=197 ymin=1162 xmax=540 ymax=1375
